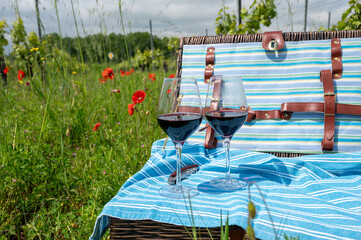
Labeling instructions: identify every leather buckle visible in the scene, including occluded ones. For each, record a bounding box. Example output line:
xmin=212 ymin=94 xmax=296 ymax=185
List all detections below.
xmin=262 ymin=31 xmax=284 ymax=51
xmin=323 ymin=93 xmax=335 ymax=101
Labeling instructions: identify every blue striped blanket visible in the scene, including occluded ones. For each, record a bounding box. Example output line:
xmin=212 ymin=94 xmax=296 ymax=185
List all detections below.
xmin=90 ymin=139 xmax=361 ymax=240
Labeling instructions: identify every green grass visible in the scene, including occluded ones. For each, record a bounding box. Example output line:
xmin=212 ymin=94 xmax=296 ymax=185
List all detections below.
xmin=0 ymin=62 xmax=169 ymax=239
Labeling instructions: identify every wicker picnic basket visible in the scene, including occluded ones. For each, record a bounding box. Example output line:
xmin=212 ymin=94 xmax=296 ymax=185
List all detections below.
xmin=109 ymin=30 xmax=361 ymax=239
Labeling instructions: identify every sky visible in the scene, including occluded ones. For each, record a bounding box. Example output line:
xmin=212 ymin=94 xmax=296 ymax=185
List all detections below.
xmin=0 ymin=0 xmax=350 ymax=54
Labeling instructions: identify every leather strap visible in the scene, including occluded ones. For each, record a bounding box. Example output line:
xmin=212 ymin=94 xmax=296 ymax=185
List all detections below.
xmin=281 ymin=102 xmax=361 ymax=116
xmin=331 ymin=39 xmax=342 ymax=79
xmin=262 ymin=31 xmax=284 ymax=51
xmin=204 ymin=78 xmax=222 ymax=149
xmin=204 ymin=47 xmax=215 ymax=83
xmin=246 ymin=107 xmax=292 ymax=121
xmin=281 ymin=70 xmax=336 ymax=151
xmin=320 ymin=70 xmax=335 ymax=151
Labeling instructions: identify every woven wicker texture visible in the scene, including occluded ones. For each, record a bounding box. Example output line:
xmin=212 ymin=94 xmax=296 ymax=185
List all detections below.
xmin=110 ymin=218 xmax=245 ymax=239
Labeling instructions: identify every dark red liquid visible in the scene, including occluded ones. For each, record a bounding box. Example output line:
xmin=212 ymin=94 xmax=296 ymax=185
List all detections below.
xmin=205 ymin=110 xmax=248 ymax=137
xmin=157 ymin=113 xmax=202 ymax=142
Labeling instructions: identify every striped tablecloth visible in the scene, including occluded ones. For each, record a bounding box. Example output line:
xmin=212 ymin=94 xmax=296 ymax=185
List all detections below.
xmin=90 ymin=139 xmax=361 ymax=240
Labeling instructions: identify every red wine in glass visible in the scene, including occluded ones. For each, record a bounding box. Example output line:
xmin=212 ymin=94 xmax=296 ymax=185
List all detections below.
xmin=205 ymin=110 xmax=248 ymax=137
xmin=157 ymin=78 xmax=203 ymax=199
xmin=205 ymin=75 xmax=248 ymax=191
xmin=157 ymin=113 xmax=202 ymax=143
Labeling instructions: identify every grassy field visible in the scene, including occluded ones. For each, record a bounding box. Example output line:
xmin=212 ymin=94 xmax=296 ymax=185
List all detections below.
xmin=0 ymin=62 xmax=170 ymax=239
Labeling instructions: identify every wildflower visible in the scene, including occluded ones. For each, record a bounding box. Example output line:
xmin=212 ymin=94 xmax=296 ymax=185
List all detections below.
xmin=167 ymin=89 xmax=172 ymax=94
xmin=26 ymin=82 xmax=30 ymax=86
xmin=40 ymin=57 xmax=45 ymax=60
xmin=103 ymin=170 xmax=106 ymax=175
xmin=17 ymin=70 xmax=25 ymax=81
xmin=125 ymin=71 xmax=130 ymax=76
xmin=111 ymin=89 xmax=120 ymax=93
xmin=12 ymin=179 xmax=16 ymax=182
xmin=148 ymin=73 xmax=156 ymax=81
xmin=106 ymin=68 xmax=115 ymax=79
xmin=131 ymin=69 xmax=134 ymax=73
xmin=24 ymin=130 xmax=26 ymax=133
xmin=168 ymin=73 xmax=175 ymax=78
xmin=108 ymin=52 xmax=114 ymax=59
xmin=30 ymin=47 xmax=39 ymax=52
xmin=93 ymin=123 xmax=101 ymax=131
xmin=3 ymin=66 xmax=9 ymax=74
xmin=120 ymin=70 xmax=125 ymax=77
xmin=72 ymin=71 xmax=77 ymax=75
xmin=141 ymin=144 xmax=144 ymax=148
xmin=117 ymin=122 xmax=120 ymax=125
xmin=72 ymin=153 xmax=76 ymax=156
xmin=100 ymin=68 xmax=114 ymax=83
xmin=19 ymin=81 xmax=23 ymax=84
xmin=132 ymin=90 xmax=146 ymax=104
xmin=128 ymin=103 xmax=135 ymax=115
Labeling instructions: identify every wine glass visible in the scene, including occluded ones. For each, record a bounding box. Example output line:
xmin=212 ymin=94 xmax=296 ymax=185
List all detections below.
xmin=205 ymin=75 xmax=248 ymax=191
xmin=157 ymin=77 xmax=203 ymax=199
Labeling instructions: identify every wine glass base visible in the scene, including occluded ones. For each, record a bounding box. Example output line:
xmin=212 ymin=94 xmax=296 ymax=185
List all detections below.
xmin=159 ymin=185 xmax=199 ymax=199
xmin=210 ymin=177 xmax=246 ymax=191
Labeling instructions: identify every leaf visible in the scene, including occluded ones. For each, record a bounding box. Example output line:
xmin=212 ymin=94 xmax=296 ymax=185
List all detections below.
xmin=342 ymin=8 xmax=352 ymax=21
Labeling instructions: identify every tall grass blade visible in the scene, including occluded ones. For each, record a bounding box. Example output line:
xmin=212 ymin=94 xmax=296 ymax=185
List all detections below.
xmin=118 ymin=0 xmax=132 ymax=70
xmin=70 ymin=0 xmax=86 ymax=92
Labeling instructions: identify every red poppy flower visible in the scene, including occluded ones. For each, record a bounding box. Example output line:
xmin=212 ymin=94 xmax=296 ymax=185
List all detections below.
xmin=17 ymin=70 xmax=25 ymax=81
xmin=125 ymin=71 xmax=130 ymax=76
xmin=120 ymin=70 xmax=125 ymax=77
xmin=148 ymin=73 xmax=156 ymax=81
xmin=132 ymin=90 xmax=146 ymax=104
xmin=128 ymin=103 xmax=135 ymax=115
xmin=3 ymin=67 xmax=9 ymax=74
xmin=93 ymin=123 xmax=101 ymax=131
xmin=168 ymin=73 xmax=175 ymax=78
xmin=167 ymin=89 xmax=172 ymax=94
xmin=131 ymin=69 xmax=134 ymax=73
xmin=26 ymin=82 xmax=30 ymax=86
xmin=103 ymin=68 xmax=114 ymax=79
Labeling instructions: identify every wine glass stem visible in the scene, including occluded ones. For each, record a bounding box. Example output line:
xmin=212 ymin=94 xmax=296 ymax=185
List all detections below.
xmin=174 ymin=141 xmax=183 ymax=187
xmin=223 ymin=137 xmax=231 ymax=181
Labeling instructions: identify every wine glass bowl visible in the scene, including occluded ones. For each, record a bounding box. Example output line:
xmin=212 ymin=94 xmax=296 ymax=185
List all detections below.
xmin=205 ymin=75 xmax=248 ymax=191
xmin=157 ymin=78 xmax=203 ymax=199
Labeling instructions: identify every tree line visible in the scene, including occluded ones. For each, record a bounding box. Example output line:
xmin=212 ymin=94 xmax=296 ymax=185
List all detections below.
xmin=43 ymin=31 xmax=178 ymax=64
